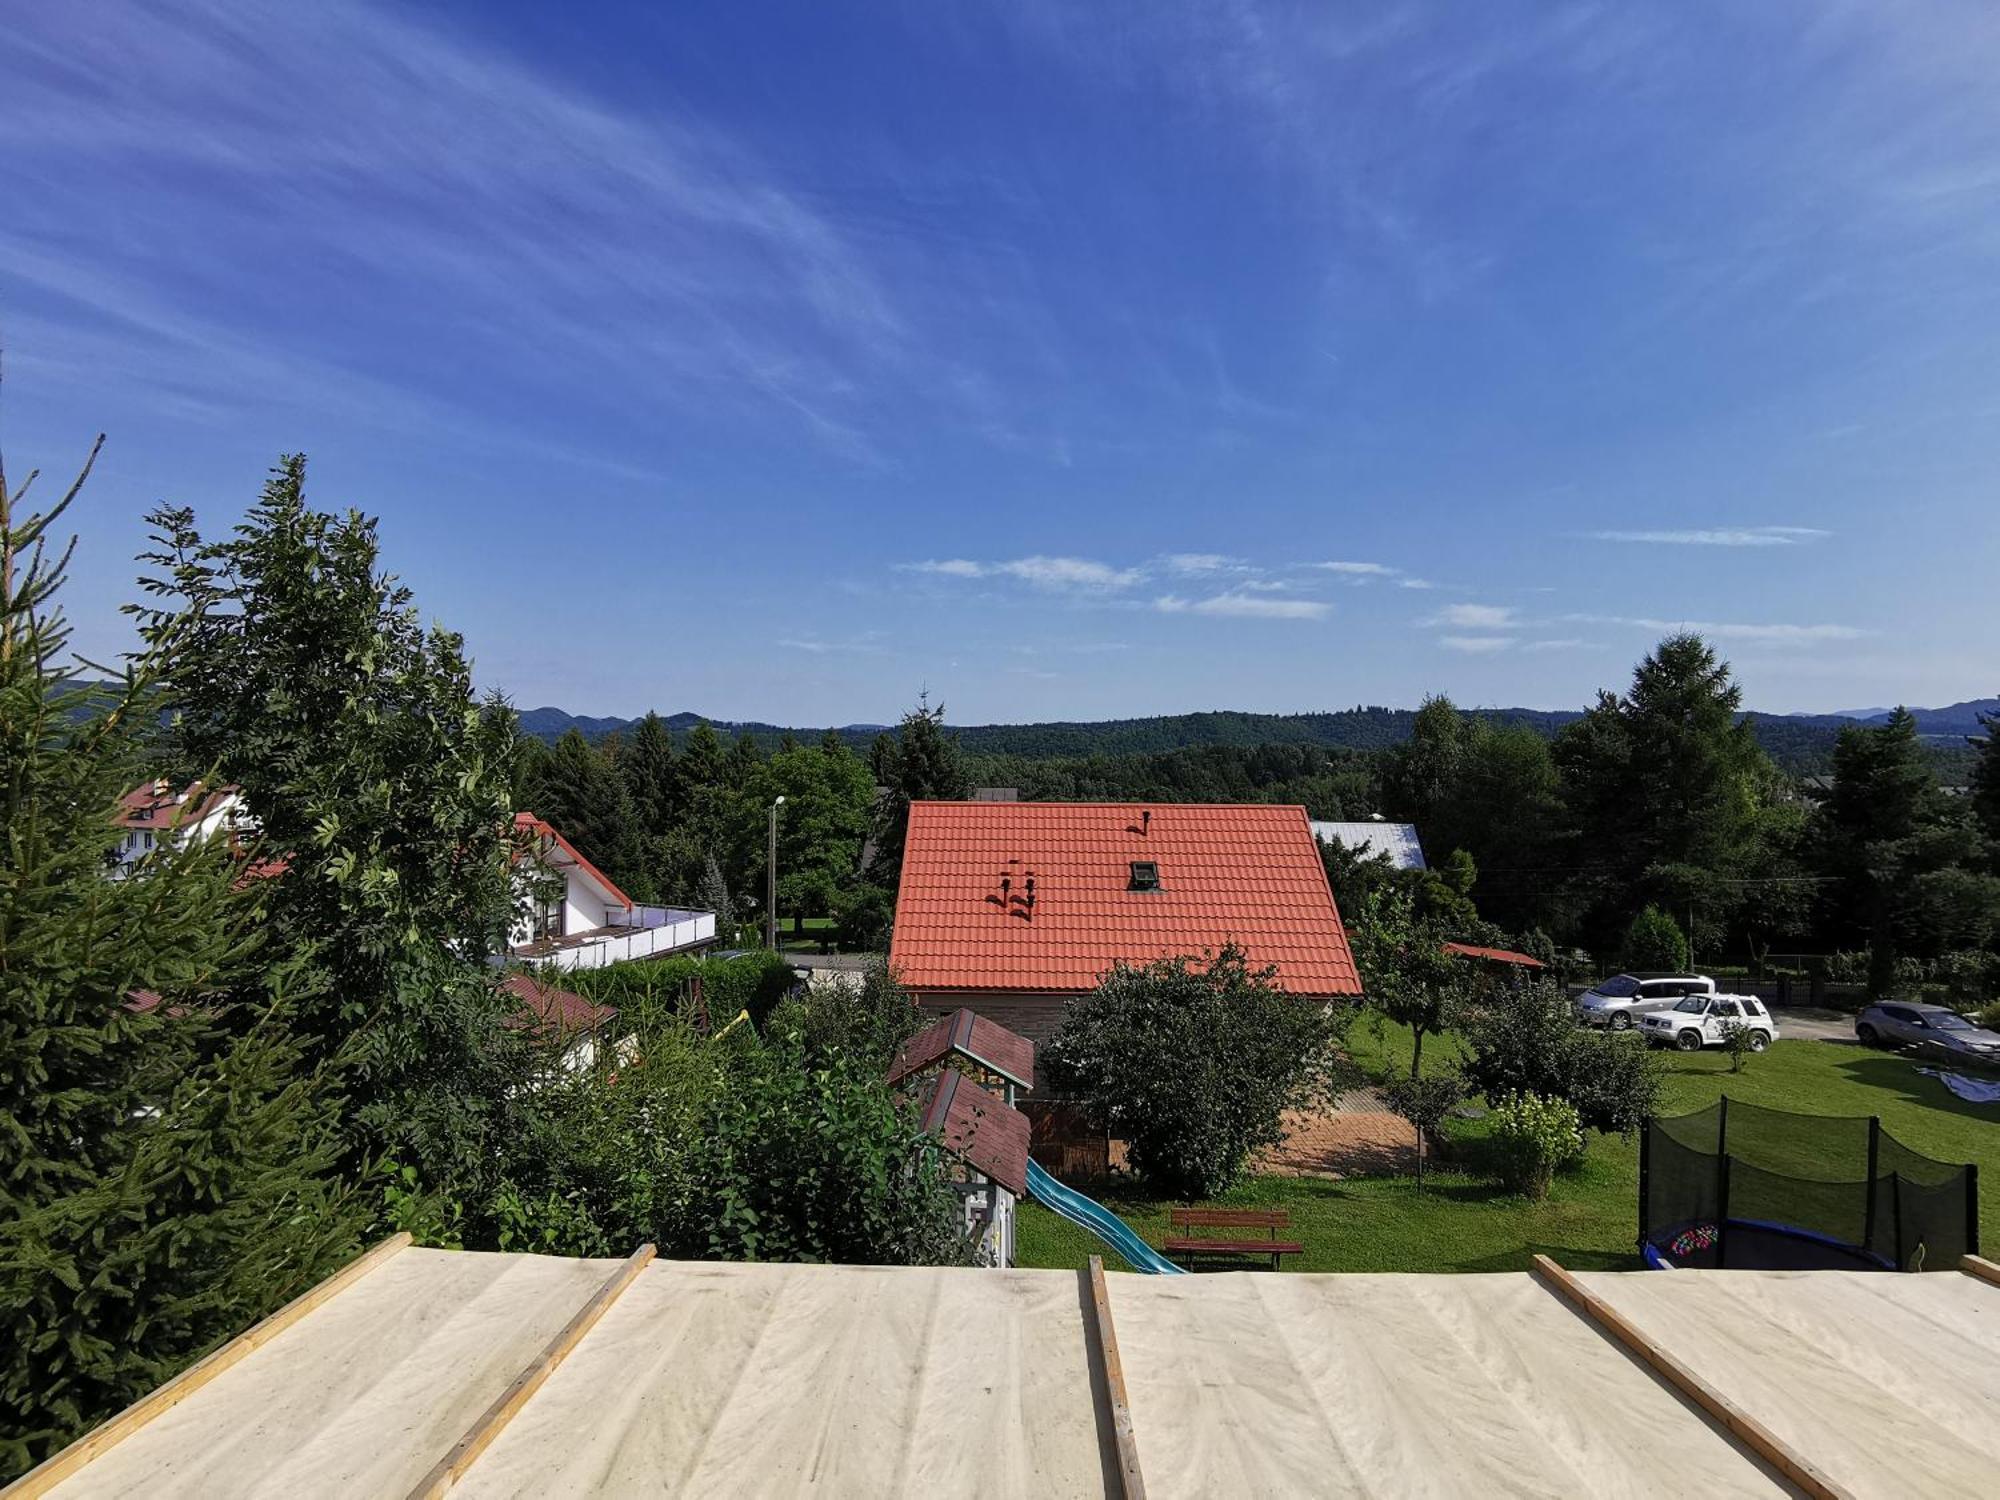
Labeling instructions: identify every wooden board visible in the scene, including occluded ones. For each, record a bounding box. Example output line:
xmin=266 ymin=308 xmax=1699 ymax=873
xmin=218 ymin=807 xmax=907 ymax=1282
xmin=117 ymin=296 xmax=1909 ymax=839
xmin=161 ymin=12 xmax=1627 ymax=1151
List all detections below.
xmin=1530 ymin=1255 xmax=1850 ymax=1500
xmin=3 ymin=1232 xmax=413 ymax=1499
xmin=1086 ymin=1256 xmax=1147 ymax=1500
xmin=404 ymin=1242 xmax=656 ymax=1498
xmin=1962 ymin=1253 xmax=2000 ymax=1289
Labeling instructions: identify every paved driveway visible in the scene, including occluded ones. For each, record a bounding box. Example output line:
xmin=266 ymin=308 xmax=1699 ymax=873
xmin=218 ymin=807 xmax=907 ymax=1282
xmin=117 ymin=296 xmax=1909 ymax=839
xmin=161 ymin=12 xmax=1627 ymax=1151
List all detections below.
xmin=1766 ymin=1006 xmax=1857 ymax=1043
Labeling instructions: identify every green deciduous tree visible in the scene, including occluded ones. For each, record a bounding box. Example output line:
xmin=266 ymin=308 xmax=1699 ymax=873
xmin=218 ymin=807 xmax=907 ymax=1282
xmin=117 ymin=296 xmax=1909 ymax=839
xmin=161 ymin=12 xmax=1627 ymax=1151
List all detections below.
xmin=744 ymin=741 xmax=875 ymax=933
xmin=2 ymin=441 xmax=358 ymax=1479
xmin=135 ymin=456 xmax=527 ymax=1205
xmin=1621 ymin=904 xmax=1690 ymax=973
xmin=1046 ymin=946 xmax=1354 ymax=1199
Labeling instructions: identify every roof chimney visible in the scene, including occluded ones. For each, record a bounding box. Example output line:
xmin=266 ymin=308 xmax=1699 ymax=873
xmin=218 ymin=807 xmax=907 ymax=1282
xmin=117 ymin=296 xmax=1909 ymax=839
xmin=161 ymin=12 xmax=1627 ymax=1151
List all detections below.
xmin=1141 ymin=809 xmax=1151 ymax=836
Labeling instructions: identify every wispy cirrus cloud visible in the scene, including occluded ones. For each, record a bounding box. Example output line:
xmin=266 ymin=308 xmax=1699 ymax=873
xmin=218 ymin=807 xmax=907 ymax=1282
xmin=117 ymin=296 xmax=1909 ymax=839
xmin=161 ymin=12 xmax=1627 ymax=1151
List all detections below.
xmin=1313 ymin=560 xmax=1398 ymax=577
xmin=1426 ymin=602 xmax=1518 ymax=629
xmin=1440 ymin=634 xmax=1516 ymax=653
xmin=1584 ymin=526 xmax=1832 ymax=547
xmin=1159 ymin=552 xmax=1249 ymax=576
xmin=898 ymin=556 xmax=1142 ymax=590
xmin=1156 ymin=592 xmax=1330 ymax=621
xmin=1564 ymin=615 xmax=1868 ymax=646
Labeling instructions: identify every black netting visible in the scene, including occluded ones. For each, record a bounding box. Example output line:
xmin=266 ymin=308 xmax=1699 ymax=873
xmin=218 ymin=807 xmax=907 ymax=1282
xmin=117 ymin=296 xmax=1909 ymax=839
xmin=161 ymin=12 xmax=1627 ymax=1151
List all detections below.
xmin=1640 ymin=1097 xmax=1978 ymax=1272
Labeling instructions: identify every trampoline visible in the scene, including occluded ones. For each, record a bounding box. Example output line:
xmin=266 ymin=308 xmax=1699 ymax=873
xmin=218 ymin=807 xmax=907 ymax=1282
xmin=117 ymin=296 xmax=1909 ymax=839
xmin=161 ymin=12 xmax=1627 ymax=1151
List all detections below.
xmin=1639 ymin=1097 xmax=1978 ymax=1272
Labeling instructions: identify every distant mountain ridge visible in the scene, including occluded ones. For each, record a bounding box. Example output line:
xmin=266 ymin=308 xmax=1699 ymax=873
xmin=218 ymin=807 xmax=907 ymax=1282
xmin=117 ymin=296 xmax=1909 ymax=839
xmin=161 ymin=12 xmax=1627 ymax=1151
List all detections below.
xmin=515 ymin=697 xmax=1994 ymax=776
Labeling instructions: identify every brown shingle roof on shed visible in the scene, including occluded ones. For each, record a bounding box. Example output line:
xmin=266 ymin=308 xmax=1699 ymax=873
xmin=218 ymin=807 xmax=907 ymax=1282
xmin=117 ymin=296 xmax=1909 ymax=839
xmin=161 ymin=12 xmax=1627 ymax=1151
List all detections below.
xmin=888 ymin=1007 xmax=1036 ymax=1092
xmin=917 ymin=1069 xmax=1030 ymax=1197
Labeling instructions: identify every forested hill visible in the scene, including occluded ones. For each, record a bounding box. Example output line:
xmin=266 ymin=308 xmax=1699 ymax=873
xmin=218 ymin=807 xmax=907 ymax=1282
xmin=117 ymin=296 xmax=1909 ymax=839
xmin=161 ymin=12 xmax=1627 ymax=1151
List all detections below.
xmin=515 ymin=700 xmax=1990 ymax=778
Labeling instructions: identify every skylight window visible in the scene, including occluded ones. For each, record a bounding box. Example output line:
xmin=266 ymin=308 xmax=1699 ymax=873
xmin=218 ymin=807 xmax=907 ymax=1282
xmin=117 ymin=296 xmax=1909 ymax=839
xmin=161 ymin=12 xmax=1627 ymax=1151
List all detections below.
xmin=1128 ymin=860 xmax=1161 ymax=891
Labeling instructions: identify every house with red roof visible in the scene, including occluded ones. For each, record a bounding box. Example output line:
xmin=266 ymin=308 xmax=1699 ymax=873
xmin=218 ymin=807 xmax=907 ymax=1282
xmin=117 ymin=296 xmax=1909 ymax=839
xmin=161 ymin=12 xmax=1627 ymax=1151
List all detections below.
xmin=509 ymin=813 xmax=717 ymax=971
xmin=888 ymin=800 xmax=1361 ymax=1043
xmin=110 ymin=780 xmax=249 ymax=878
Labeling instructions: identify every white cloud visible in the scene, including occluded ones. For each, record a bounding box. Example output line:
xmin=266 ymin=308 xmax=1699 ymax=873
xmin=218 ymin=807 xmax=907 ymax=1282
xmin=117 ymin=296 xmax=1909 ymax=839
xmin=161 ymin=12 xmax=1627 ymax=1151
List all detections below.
xmin=1585 ymin=527 xmax=1832 ymax=547
xmin=1160 ymin=552 xmax=1246 ymax=575
xmin=1398 ymin=577 xmax=1438 ymax=590
xmin=897 ymin=555 xmax=1141 ymax=590
xmin=994 ymin=556 xmax=1142 ymax=590
xmin=1440 ymin=635 xmax=1516 ymax=653
xmin=1564 ymin=615 xmax=1868 ymax=646
xmin=1313 ymin=560 xmax=1398 ymax=576
xmin=1428 ymin=602 xmax=1518 ymax=629
xmin=900 ymin=558 xmax=986 ymax=578
xmin=1156 ymin=592 xmax=1330 ymax=620
xmin=1523 ymin=637 xmax=1591 ymax=651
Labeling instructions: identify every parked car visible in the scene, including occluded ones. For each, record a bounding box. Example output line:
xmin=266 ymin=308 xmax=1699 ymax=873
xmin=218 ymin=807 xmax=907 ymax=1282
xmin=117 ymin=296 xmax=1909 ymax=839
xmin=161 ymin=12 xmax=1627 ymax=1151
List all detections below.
xmin=1575 ymin=973 xmax=1716 ymax=1030
xmin=1854 ymin=1002 xmax=2000 ymax=1065
xmin=1638 ymin=993 xmax=1779 ymax=1052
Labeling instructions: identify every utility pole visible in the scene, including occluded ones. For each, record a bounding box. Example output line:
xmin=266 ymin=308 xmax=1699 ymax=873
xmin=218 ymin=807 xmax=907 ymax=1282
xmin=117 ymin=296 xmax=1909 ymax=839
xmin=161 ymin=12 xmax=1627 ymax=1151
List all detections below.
xmin=765 ymin=795 xmax=785 ymax=950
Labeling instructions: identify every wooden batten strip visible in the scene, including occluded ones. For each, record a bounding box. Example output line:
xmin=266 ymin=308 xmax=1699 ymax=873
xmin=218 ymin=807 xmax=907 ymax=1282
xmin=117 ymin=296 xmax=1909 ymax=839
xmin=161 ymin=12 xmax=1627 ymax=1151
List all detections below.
xmin=4 ymin=1232 xmax=414 ymax=1500
xmin=1085 ymin=1255 xmax=1148 ymax=1500
xmin=1530 ymin=1255 xmax=1850 ymax=1500
xmin=406 ymin=1242 xmax=656 ymax=1499
xmin=1961 ymin=1254 xmax=2000 ymax=1289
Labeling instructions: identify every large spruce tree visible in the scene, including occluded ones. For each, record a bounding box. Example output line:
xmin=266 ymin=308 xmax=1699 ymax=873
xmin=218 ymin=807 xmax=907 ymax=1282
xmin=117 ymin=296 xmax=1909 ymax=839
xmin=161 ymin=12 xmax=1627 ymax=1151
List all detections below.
xmin=867 ymin=695 xmax=969 ymax=885
xmin=1 ymin=442 xmax=357 ymax=1479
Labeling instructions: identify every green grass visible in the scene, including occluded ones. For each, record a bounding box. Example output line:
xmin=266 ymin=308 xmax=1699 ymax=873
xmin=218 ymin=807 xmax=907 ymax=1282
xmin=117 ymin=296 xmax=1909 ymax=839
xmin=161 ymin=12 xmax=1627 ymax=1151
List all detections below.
xmin=1016 ymin=1031 xmax=2000 ymax=1275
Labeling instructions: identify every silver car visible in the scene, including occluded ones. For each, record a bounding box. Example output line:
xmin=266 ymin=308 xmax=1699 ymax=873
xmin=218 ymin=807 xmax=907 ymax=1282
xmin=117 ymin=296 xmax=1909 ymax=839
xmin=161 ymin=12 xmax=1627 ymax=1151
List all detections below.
xmin=1575 ymin=973 xmax=1716 ymax=1030
xmin=1855 ymin=1002 xmax=2000 ymax=1065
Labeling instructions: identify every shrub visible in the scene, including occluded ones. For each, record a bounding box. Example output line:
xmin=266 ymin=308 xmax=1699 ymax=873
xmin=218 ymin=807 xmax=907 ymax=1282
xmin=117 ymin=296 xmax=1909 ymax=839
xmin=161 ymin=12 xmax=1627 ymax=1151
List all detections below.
xmin=484 ymin=1016 xmax=968 ymax=1267
xmin=1717 ymin=1019 xmax=1757 ymax=1073
xmin=1489 ymin=1092 xmax=1584 ymax=1199
xmin=831 ymin=881 xmax=894 ymax=953
xmin=562 ymin=951 xmax=796 ymax=1037
xmin=698 ymin=1037 xmax=971 ymax=1266
xmin=1045 ymin=945 xmax=1355 ymax=1200
xmin=1382 ymin=1072 xmax=1465 ymax=1188
xmin=765 ymin=958 xmax=926 ymax=1073
xmin=1621 ymin=904 xmax=1689 ymax=973
xmin=1460 ymin=980 xmax=1661 ymax=1135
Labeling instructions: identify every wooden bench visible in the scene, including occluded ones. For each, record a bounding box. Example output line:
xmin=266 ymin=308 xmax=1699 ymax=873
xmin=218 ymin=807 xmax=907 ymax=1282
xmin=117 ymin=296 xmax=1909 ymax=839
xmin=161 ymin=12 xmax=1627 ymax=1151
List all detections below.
xmin=1163 ymin=1208 xmax=1303 ymax=1270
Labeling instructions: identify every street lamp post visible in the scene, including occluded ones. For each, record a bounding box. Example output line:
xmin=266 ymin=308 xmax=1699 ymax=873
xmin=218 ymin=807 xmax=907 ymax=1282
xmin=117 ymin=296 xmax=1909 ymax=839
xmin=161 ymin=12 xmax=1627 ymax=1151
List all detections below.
xmin=765 ymin=795 xmax=785 ymax=951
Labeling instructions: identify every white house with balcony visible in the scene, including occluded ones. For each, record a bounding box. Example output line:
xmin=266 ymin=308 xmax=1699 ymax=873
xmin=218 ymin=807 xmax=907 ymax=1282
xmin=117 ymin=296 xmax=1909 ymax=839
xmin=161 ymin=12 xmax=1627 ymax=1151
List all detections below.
xmin=509 ymin=812 xmax=716 ymax=971
xmin=111 ymin=780 xmax=249 ymax=877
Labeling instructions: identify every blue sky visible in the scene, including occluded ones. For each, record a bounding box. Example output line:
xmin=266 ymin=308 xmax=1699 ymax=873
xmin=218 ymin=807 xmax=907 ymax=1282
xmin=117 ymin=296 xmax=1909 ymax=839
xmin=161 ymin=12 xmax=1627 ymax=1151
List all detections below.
xmin=5 ymin=1 xmax=1998 ymax=724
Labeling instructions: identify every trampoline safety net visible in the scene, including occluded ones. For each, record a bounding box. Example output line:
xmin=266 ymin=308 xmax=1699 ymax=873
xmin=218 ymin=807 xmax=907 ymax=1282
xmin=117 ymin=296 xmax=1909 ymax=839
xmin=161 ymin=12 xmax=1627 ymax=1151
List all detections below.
xmin=1640 ymin=1097 xmax=1979 ymax=1271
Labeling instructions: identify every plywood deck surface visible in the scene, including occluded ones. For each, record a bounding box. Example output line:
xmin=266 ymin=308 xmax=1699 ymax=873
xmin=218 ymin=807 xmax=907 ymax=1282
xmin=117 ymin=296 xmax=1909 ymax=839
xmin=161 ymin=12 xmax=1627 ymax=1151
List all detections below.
xmin=33 ymin=1250 xmax=2000 ymax=1499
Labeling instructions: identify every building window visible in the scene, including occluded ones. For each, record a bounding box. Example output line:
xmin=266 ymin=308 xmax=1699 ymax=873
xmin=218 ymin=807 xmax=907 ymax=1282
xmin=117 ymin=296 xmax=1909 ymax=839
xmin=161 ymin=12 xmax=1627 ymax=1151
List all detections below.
xmin=531 ymin=877 xmax=566 ymax=943
xmin=1128 ymin=861 xmax=1161 ymax=892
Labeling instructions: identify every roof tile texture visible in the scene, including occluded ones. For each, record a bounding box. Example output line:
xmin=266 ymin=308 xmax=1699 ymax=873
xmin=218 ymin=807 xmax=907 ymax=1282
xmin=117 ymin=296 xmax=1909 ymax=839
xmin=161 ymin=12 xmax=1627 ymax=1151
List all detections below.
xmin=890 ymin=801 xmax=1359 ymax=997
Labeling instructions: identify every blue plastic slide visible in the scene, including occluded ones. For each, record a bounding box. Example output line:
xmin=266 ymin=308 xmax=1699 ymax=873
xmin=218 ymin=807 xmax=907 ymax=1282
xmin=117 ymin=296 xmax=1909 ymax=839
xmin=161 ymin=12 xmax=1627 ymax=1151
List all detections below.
xmin=1025 ymin=1159 xmax=1187 ymax=1275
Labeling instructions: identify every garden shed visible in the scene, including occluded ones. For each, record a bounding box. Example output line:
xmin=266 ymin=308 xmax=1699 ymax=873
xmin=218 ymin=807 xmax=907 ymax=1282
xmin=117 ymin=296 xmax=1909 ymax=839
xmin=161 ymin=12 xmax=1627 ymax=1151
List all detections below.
xmin=17 ymin=1241 xmax=2000 ymax=1498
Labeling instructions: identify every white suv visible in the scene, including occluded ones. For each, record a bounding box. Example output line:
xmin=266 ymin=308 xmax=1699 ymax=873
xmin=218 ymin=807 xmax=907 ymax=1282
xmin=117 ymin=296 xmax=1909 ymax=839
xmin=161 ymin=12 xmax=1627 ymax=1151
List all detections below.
xmin=1576 ymin=973 xmax=1716 ymax=1030
xmin=1638 ymin=993 xmax=1779 ymax=1053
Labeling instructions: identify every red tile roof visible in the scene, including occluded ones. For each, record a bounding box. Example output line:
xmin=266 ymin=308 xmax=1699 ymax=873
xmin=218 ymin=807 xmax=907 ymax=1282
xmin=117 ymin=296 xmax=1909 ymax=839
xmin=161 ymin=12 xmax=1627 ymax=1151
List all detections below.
xmin=513 ymin=813 xmax=635 ymax=913
xmin=888 ymin=1008 xmax=1036 ymax=1092
xmin=116 ymin=780 xmax=238 ymax=830
xmin=499 ymin=972 xmax=617 ymax=1036
xmin=917 ymin=1069 xmax=1031 ymax=1197
xmin=1443 ymin=942 xmax=1545 ymax=969
xmin=889 ymin=801 xmax=1360 ymax=998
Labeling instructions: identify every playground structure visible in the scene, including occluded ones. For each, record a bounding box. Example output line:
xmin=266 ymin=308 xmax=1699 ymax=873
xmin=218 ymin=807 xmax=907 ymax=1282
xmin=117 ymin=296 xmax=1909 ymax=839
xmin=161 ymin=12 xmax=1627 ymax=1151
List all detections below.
xmin=1639 ymin=1096 xmax=1979 ymax=1271
xmin=896 ymin=1007 xmax=1183 ymax=1272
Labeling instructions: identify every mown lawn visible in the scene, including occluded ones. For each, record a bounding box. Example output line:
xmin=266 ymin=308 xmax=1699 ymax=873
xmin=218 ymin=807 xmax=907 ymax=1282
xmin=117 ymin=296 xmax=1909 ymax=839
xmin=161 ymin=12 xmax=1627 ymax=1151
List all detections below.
xmin=1015 ymin=1027 xmax=2000 ymax=1274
